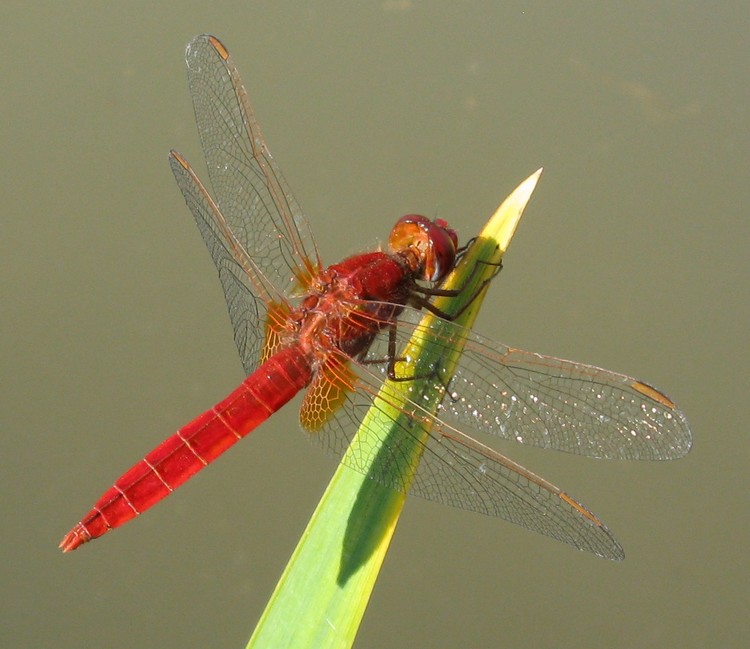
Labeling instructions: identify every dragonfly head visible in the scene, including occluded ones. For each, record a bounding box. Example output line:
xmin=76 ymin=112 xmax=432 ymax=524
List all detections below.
xmin=389 ymin=215 xmax=458 ymax=283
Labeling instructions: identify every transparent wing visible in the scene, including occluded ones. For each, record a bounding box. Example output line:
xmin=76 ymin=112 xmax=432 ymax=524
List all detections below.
xmin=297 ymin=298 xmax=690 ymax=557
xmin=169 ymin=151 xmax=294 ymax=372
xmin=173 ymin=34 xmax=321 ymax=373
xmin=361 ymin=304 xmax=692 ymax=460
xmin=184 ymin=34 xmax=320 ymax=295
xmin=303 ymin=340 xmax=625 ymax=560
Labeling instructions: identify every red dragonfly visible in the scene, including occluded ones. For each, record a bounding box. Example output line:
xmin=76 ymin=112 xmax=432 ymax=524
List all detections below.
xmin=60 ymin=35 xmax=691 ymax=560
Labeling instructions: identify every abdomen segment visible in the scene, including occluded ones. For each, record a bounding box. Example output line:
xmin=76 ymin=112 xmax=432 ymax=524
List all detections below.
xmin=60 ymin=345 xmax=311 ymax=551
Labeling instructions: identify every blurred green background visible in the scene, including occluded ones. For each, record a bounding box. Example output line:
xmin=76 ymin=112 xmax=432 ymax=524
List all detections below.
xmin=3 ymin=2 xmax=747 ymax=647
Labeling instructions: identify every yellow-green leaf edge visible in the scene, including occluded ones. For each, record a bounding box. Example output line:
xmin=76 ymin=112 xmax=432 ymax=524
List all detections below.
xmin=247 ymin=169 xmax=542 ymax=649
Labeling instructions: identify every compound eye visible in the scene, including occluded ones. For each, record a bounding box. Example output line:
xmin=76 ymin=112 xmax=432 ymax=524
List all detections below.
xmin=424 ymin=223 xmax=458 ymax=282
xmin=434 ymin=218 xmax=458 ymax=251
xmin=389 ymin=215 xmax=458 ymax=282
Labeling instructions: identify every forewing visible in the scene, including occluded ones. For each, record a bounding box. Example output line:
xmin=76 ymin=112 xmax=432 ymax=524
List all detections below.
xmin=364 ymin=304 xmax=692 ymax=460
xmin=184 ymin=34 xmax=320 ymax=297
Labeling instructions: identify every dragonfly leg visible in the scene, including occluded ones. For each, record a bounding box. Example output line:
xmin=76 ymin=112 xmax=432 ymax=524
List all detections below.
xmin=355 ymin=324 xmax=443 ymax=384
xmin=356 ymin=327 xmax=408 ymax=375
xmin=409 ymin=257 xmax=502 ymax=321
xmin=454 ymin=236 xmax=476 ymax=260
xmin=384 ymin=324 xmax=447 ymax=385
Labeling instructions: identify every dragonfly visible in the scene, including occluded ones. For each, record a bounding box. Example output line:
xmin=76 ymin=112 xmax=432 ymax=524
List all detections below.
xmin=60 ymin=34 xmax=692 ymax=560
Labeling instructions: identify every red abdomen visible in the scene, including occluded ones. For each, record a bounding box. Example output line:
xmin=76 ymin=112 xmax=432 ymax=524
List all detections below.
xmin=60 ymin=345 xmax=312 ymax=551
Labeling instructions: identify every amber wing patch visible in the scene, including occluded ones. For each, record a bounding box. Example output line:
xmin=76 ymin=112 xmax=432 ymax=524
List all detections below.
xmin=300 ymin=355 xmax=357 ymax=431
xmin=292 ymin=256 xmax=320 ymax=294
xmin=261 ymin=301 xmax=291 ymax=363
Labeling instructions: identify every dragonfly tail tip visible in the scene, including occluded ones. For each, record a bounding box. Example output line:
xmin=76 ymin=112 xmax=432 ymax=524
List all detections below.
xmin=59 ymin=525 xmax=90 ymax=553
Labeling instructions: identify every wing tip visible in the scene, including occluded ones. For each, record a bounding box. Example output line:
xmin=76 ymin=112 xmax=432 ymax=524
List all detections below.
xmin=169 ymin=149 xmax=189 ymax=171
xmin=206 ymin=35 xmax=229 ymax=61
xmin=631 ymin=380 xmax=676 ymax=409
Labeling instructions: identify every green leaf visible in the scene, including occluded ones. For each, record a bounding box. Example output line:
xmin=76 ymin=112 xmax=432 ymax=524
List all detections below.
xmin=247 ymin=170 xmax=542 ymax=649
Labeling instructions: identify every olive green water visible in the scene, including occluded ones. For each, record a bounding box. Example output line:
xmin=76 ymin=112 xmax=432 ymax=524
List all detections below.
xmin=3 ymin=3 xmax=747 ymax=648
